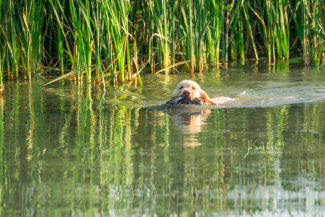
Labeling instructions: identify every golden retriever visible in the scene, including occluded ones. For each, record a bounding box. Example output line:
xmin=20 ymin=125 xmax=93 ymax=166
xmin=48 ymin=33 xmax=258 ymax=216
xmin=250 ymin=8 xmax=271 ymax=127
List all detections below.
xmin=171 ymin=80 xmax=235 ymax=106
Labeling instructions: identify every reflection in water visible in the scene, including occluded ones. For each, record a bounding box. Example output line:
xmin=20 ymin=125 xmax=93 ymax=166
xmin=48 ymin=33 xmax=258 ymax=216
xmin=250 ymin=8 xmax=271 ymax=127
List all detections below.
xmin=173 ymin=110 xmax=211 ymax=147
xmin=0 ymin=63 xmax=325 ymax=216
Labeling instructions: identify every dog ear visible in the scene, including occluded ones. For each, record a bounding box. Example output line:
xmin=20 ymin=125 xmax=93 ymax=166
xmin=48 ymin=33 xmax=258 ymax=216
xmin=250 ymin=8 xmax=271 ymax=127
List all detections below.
xmin=199 ymin=90 xmax=209 ymax=101
xmin=200 ymin=90 xmax=217 ymax=105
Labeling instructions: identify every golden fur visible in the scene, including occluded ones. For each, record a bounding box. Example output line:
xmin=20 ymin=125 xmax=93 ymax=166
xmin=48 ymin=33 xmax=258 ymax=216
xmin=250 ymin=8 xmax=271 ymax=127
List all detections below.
xmin=172 ymin=80 xmax=235 ymax=106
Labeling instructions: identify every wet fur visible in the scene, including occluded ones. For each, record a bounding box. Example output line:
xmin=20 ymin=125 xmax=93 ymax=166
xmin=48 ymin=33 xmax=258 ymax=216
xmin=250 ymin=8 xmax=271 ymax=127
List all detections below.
xmin=172 ymin=80 xmax=217 ymax=105
xmin=171 ymin=80 xmax=238 ymax=105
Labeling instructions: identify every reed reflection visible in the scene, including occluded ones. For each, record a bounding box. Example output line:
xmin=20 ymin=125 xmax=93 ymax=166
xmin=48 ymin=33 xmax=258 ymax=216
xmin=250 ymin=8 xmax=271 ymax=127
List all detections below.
xmin=0 ymin=71 xmax=325 ymax=216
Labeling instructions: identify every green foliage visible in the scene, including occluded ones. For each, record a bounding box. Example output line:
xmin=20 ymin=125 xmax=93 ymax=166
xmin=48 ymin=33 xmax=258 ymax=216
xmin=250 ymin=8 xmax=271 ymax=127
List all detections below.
xmin=1 ymin=0 xmax=325 ymax=86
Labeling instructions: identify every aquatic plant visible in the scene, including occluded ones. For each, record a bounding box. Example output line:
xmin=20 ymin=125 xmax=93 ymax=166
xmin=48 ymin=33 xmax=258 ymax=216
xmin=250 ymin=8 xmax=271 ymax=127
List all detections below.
xmin=148 ymin=0 xmax=177 ymax=74
xmin=10 ymin=0 xmax=46 ymax=79
xmin=179 ymin=0 xmax=231 ymax=72
xmin=0 ymin=0 xmax=325 ymax=86
xmin=0 ymin=0 xmax=5 ymax=91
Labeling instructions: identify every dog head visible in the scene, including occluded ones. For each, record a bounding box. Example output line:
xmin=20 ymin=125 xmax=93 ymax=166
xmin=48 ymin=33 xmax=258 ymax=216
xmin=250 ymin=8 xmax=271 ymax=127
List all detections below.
xmin=172 ymin=80 xmax=213 ymax=104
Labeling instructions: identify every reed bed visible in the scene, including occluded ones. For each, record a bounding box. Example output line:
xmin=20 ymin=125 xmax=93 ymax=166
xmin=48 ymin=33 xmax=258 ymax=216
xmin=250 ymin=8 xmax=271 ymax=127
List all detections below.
xmin=1 ymin=0 xmax=325 ymax=87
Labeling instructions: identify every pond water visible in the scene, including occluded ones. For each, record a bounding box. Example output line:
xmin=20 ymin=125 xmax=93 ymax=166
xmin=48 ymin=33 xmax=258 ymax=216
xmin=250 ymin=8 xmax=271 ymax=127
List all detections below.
xmin=1 ymin=60 xmax=325 ymax=216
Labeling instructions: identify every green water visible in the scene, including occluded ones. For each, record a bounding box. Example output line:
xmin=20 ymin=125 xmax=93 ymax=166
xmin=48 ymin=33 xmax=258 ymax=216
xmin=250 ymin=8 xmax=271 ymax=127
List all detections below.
xmin=1 ymin=61 xmax=325 ymax=216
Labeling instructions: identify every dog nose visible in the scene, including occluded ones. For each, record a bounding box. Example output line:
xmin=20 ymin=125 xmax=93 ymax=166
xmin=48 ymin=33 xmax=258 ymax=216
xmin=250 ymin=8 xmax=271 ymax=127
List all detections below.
xmin=183 ymin=90 xmax=190 ymax=97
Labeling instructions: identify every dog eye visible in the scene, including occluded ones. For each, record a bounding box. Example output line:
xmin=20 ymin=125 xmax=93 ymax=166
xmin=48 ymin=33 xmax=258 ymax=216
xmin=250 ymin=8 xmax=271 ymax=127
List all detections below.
xmin=179 ymin=86 xmax=183 ymax=89
xmin=192 ymin=87 xmax=196 ymax=90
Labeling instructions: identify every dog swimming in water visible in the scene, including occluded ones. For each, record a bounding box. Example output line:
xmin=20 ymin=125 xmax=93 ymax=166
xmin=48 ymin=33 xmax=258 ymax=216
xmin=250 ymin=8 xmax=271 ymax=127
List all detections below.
xmin=167 ymin=80 xmax=236 ymax=106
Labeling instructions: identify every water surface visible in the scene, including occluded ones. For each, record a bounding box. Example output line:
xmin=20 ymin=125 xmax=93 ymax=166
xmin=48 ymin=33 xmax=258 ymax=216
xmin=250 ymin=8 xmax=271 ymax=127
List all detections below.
xmin=1 ymin=61 xmax=325 ymax=216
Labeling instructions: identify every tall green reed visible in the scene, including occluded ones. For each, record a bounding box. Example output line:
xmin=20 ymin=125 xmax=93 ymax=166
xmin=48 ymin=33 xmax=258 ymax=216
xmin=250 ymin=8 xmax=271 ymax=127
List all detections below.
xmin=148 ymin=0 xmax=177 ymax=74
xmin=69 ymin=0 xmax=93 ymax=81
xmin=0 ymin=0 xmax=12 ymax=81
xmin=236 ymin=9 xmax=245 ymax=60
xmin=287 ymin=0 xmax=325 ymax=66
xmin=7 ymin=0 xmax=19 ymax=79
xmin=101 ymin=0 xmax=131 ymax=83
xmin=0 ymin=0 xmax=3 ymax=90
xmin=55 ymin=0 xmax=66 ymax=74
xmin=2 ymin=0 xmax=325 ymax=86
xmin=222 ymin=0 xmax=245 ymax=63
xmin=242 ymin=2 xmax=258 ymax=60
xmin=180 ymin=0 xmax=232 ymax=72
xmin=0 ymin=51 xmax=3 ymax=93
xmin=206 ymin=1 xmax=225 ymax=65
xmin=13 ymin=0 xmax=47 ymax=79
xmin=276 ymin=0 xmax=290 ymax=60
xmin=245 ymin=0 xmax=289 ymax=61
xmin=91 ymin=0 xmax=103 ymax=81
